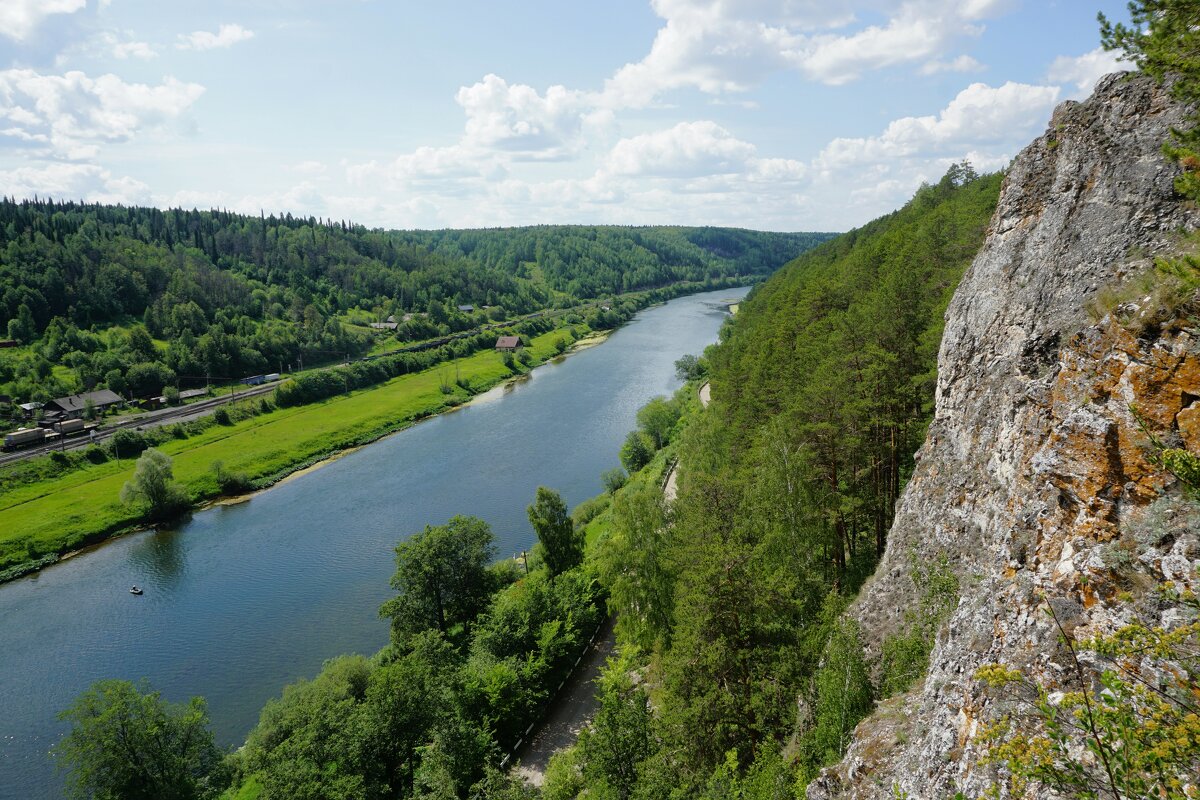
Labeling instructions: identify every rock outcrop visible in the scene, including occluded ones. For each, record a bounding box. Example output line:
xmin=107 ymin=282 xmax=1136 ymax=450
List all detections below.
xmin=810 ymin=73 xmax=1200 ymax=798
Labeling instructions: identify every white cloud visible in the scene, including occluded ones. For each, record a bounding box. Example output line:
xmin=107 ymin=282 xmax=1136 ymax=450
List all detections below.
xmin=919 ymin=54 xmax=984 ymax=75
xmin=816 ymin=81 xmax=1059 ymax=169
xmin=112 ymin=40 xmax=158 ymax=60
xmin=0 ymin=69 xmax=205 ymax=159
xmin=176 ymin=24 xmax=255 ymax=52
xmin=606 ymin=121 xmax=757 ymax=177
xmin=0 ymin=162 xmax=151 ymax=205
xmin=603 ymin=0 xmax=1014 ymax=106
xmin=455 ymin=74 xmax=609 ymax=160
xmin=1048 ymin=47 xmax=1127 ymax=99
xmin=0 ymin=0 xmax=86 ymax=42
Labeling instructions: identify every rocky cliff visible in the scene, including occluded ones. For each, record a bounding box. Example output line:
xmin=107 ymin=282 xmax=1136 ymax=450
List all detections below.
xmin=810 ymin=72 xmax=1200 ymax=798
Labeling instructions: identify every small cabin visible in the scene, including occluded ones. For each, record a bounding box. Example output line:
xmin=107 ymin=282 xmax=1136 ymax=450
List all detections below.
xmin=0 ymin=339 xmax=17 ymax=349
xmin=457 ymin=305 xmax=475 ymax=314
xmin=495 ymin=336 xmax=521 ymax=352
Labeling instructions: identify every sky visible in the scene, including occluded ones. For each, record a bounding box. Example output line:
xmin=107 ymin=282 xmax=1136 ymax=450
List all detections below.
xmin=0 ymin=0 xmax=1134 ymax=232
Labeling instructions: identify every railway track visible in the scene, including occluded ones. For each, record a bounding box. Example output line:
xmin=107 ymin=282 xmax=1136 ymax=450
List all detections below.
xmin=0 ymin=381 xmax=280 ymax=468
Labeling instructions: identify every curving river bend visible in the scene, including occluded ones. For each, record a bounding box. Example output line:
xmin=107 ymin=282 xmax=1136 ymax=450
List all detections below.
xmin=0 ymin=286 xmax=748 ymax=799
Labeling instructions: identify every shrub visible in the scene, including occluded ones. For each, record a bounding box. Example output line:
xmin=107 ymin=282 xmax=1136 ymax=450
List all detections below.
xmin=109 ymin=429 xmax=148 ymax=460
xmin=212 ymin=407 xmax=231 ymax=426
xmin=212 ymin=461 xmax=253 ymax=494
xmin=619 ymin=431 xmax=653 ymax=473
xmin=84 ymin=446 xmax=108 ymax=464
xmin=601 ymin=466 xmax=627 ymax=494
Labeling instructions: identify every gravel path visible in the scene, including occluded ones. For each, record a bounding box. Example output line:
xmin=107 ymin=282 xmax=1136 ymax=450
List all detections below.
xmin=510 ymin=381 xmax=710 ymax=784
xmin=511 ymin=617 xmax=617 ymax=786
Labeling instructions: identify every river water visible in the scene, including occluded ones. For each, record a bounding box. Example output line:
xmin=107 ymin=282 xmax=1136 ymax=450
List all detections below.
xmin=0 ymin=286 xmax=747 ymax=799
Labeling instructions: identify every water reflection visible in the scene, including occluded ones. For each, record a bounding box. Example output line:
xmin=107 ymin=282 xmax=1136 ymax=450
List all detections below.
xmin=129 ymin=526 xmax=187 ymax=587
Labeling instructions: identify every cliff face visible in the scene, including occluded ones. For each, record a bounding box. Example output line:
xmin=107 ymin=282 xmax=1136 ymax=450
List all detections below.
xmin=810 ymin=73 xmax=1200 ymax=798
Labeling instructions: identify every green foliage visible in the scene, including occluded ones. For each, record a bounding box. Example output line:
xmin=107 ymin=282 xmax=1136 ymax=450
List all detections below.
xmin=55 ymin=679 xmax=228 ymax=800
xmin=110 ymin=428 xmax=149 ymax=459
xmin=598 ymin=482 xmax=674 ymax=651
xmin=619 ymin=430 xmax=654 ymax=473
xmin=797 ymin=607 xmax=874 ymax=782
xmin=379 ymin=515 xmax=497 ymax=641
xmin=1133 ymin=403 xmax=1200 ymax=496
xmin=576 ymin=675 xmax=656 ymax=800
xmin=635 ymin=396 xmax=681 ymax=450
xmin=227 ymin=513 xmax=605 ymax=799
xmin=976 ymin=585 xmax=1200 ymax=799
xmin=212 ymin=460 xmax=253 ymax=494
xmin=879 ymin=553 xmax=960 ymax=696
xmin=600 ymin=467 xmax=627 ymax=494
xmin=571 ymin=493 xmax=611 ymax=531
xmin=674 ymin=353 xmax=707 ymax=382
xmin=0 ymin=198 xmax=828 ymax=408
xmin=528 ymin=486 xmax=583 ymax=577
xmin=1100 ymin=1 xmax=1200 ymax=200
xmin=119 ymin=447 xmax=189 ymax=520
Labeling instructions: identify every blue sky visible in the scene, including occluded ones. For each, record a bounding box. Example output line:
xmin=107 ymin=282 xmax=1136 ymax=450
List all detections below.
xmin=0 ymin=0 xmax=1132 ymax=231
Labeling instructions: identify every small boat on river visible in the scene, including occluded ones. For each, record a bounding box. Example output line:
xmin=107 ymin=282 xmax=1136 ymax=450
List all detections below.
xmin=129 ymin=586 xmax=143 ymax=595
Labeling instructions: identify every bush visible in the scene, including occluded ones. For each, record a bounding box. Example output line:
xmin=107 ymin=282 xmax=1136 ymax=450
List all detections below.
xmin=50 ymin=450 xmax=69 ymax=466
xmin=572 ymin=494 xmax=611 ymax=529
xmin=619 ymin=431 xmax=653 ymax=473
xmin=212 ymin=461 xmax=252 ymax=495
xmin=84 ymin=446 xmax=108 ymax=464
xmin=212 ymin=407 xmax=231 ymax=425
xmin=109 ymin=429 xmax=148 ymax=460
xmin=601 ymin=467 xmax=627 ymax=494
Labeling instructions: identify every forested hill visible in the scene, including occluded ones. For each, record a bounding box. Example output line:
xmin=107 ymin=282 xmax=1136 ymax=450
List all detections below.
xmin=582 ymin=164 xmax=1005 ymax=795
xmin=392 ymin=226 xmax=819 ymax=298
xmin=0 ymin=200 xmax=831 ymax=336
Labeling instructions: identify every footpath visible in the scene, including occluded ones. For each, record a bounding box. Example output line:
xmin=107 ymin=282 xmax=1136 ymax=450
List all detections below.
xmin=512 ymin=380 xmax=712 ymax=784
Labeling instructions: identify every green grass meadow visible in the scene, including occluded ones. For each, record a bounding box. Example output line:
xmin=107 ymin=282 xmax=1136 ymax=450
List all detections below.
xmin=0 ymin=330 xmax=568 ymax=571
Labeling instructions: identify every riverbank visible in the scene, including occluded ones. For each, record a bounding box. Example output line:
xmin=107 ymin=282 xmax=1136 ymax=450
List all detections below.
xmin=0 ymin=326 xmax=591 ymax=583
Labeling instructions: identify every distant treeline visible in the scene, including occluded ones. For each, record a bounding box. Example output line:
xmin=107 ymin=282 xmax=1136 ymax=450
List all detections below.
xmin=0 ymin=199 xmax=831 ymax=405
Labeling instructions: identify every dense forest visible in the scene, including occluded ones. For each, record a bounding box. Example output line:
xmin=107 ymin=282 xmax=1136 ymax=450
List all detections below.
xmin=0 ymin=201 xmax=829 ymax=404
xmin=574 ymin=163 xmax=1002 ymax=796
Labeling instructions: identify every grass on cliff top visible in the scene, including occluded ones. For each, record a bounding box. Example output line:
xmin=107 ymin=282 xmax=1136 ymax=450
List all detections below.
xmin=0 ymin=330 xmax=568 ymax=571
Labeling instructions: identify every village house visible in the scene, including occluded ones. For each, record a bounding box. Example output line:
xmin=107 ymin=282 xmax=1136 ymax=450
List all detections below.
xmin=494 ymin=335 xmax=521 ymax=352
xmin=42 ymin=389 xmax=123 ymax=420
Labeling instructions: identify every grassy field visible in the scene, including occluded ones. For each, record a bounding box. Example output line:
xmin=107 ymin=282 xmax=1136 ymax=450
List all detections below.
xmin=0 ymin=330 xmax=570 ymax=572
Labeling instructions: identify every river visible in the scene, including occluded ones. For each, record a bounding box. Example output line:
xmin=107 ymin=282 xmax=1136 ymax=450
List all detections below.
xmin=0 ymin=286 xmax=748 ymax=799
